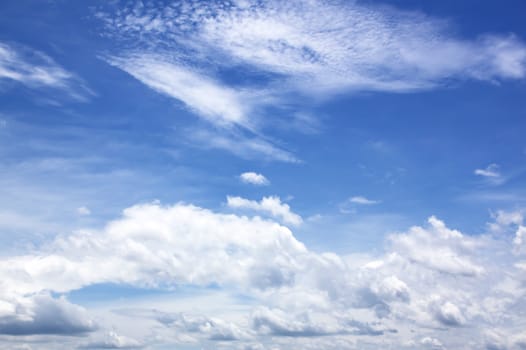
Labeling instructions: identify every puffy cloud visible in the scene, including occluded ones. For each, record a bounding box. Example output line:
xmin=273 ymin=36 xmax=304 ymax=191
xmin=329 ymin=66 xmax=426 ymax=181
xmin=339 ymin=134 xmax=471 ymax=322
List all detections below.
xmin=388 ymin=216 xmax=485 ymax=276
xmin=420 ymin=337 xmax=444 ymax=349
xmin=429 ymin=299 xmax=465 ymax=327
xmin=227 ymin=196 xmax=303 ymax=226
xmin=155 ymin=311 xmax=250 ymax=341
xmin=0 ymin=202 xmax=526 ymax=349
xmin=240 ymin=172 xmax=270 ymax=186
xmin=0 ymin=202 xmax=308 ymax=296
xmin=251 ymin=307 xmax=339 ymax=337
xmin=79 ymin=331 xmax=143 ymax=349
xmin=0 ymin=294 xmax=96 ymax=336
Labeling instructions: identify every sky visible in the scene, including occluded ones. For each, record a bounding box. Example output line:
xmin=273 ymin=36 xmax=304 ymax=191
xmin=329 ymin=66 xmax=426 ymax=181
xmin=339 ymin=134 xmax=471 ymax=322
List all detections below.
xmin=0 ymin=0 xmax=526 ymax=349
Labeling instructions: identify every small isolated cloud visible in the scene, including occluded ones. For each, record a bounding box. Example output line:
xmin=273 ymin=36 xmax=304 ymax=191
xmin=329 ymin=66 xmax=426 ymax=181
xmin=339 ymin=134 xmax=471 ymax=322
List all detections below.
xmin=227 ymin=195 xmax=302 ymax=226
xmin=240 ymin=172 xmax=269 ymax=186
xmin=474 ymin=164 xmax=504 ymax=185
xmin=77 ymin=206 xmax=91 ymax=216
xmin=349 ymin=196 xmax=380 ymax=205
xmin=0 ymin=41 xmax=92 ymax=101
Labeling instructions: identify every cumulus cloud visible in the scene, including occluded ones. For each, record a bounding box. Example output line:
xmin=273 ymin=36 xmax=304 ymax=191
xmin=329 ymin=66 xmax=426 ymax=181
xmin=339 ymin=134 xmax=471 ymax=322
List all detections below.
xmin=154 ymin=311 xmax=250 ymax=341
xmin=0 ymin=294 xmax=96 ymax=336
xmin=0 ymin=202 xmax=526 ymax=348
xmin=388 ymin=216 xmax=485 ymax=276
xmin=79 ymin=331 xmax=143 ymax=349
xmin=0 ymin=41 xmax=92 ymax=101
xmin=0 ymin=202 xmax=308 ymax=296
xmin=240 ymin=172 xmax=270 ymax=186
xmin=227 ymin=195 xmax=303 ymax=226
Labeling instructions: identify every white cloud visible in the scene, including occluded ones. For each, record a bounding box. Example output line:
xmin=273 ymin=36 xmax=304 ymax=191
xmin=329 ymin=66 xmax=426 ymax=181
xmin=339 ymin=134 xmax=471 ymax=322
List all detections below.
xmin=0 ymin=202 xmax=308 ymax=296
xmin=79 ymin=331 xmax=143 ymax=349
xmin=227 ymin=195 xmax=303 ymax=226
xmin=388 ymin=216 xmax=485 ymax=276
xmin=77 ymin=206 xmax=91 ymax=216
xmin=420 ymin=337 xmax=444 ymax=349
xmin=349 ymin=196 xmax=380 ymax=205
xmin=187 ymin=128 xmax=300 ymax=163
xmin=0 ymin=202 xmax=526 ymax=348
xmin=101 ymin=0 xmax=526 ymax=94
xmin=240 ymin=172 xmax=269 ymax=186
xmin=475 ymin=163 xmax=504 ymax=184
xmin=107 ymin=55 xmax=249 ymax=127
xmin=0 ymin=293 xmax=96 ymax=335
xmin=429 ymin=299 xmax=465 ymax=326
xmin=97 ymin=1 xmax=526 ymax=162
xmin=0 ymin=41 xmax=92 ymax=101
xmin=154 ymin=311 xmax=251 ymax=341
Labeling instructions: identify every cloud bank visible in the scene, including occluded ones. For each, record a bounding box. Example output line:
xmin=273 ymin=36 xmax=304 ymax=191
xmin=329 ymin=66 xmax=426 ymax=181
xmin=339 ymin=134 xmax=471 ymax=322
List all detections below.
xmin=0 ymin=202 xmax=525 ymax=349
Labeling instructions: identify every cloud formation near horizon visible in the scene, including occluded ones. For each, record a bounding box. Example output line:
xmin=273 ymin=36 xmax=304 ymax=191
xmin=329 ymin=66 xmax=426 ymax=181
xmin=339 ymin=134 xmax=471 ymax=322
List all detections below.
xmin=0 ymin=201 xmax=525 ymax=349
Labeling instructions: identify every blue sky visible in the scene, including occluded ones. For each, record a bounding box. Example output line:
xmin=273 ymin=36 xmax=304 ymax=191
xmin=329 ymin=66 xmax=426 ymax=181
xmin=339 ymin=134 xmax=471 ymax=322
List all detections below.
xmin=1 ymin=0 xmax=526 ymax=349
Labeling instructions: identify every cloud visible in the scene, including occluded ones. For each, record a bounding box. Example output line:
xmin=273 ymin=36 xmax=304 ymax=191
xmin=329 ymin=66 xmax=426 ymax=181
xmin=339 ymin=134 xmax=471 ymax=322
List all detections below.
xmin=0 ymin=294 xmax=96 ymax=336
xmin=227 ymin=195 xmax=303 ymax=226
xmin=96 ymin=1 xmax=526 ymax=162
xmin=240 ymin=172 xmax=270 ymax=186
xmin=251 ymin=307 xmax=340 ymax=337
xmin=429 ymin=299 xmax=465 ymax=326
xmin=420 ymin=337 xmax=444 ymax=349
xmin=106 ymin=55 xmax=250 ymax=128
xmin=1 ymin=202 xmax=526 ymax=348
xmin=187 ymin=128 xmax=299 ymax=163
xmin=388 ymin=216 xmax=485 ymax=276
xmin=475 ymin=164 xmax=504 ymax=185
xmin=0 ymin=202 xmax=308 ymax=295
xmin=349 ymin=196 xmax=380 ymax=205
xmin=154 ymin=311 xmax=250 ymax=341
xmin=77 ymin=206 xmax=91 ymax=216
xmin=100 ymin=0 xmax=526 ymax=94
xmin=0 ymin=41 xmax=92 ymax=101
xmin=79 ymin=331 xmax=143 ymax=349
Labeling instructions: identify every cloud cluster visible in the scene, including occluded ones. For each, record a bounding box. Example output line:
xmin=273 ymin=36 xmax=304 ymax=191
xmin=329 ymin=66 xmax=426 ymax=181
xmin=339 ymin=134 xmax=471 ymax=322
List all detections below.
xmin=0 ymin=202 xmax=525 ymax=349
